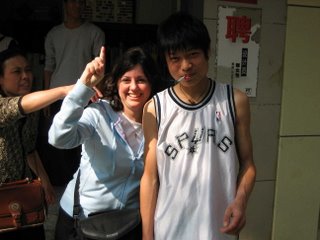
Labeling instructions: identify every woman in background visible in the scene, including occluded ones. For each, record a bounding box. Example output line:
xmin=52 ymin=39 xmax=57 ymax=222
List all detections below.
xmin=0 ymin=49 xmax=72 ymax=239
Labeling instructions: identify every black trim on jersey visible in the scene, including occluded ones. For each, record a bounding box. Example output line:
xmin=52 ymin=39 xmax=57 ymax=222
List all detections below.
xmin=169 ymin=79 xmax=215 ymax=110
xmin=153 ymin=94 xmax=161 ymax=130
xmin=227 ymin=84 xmax=236 ymax=126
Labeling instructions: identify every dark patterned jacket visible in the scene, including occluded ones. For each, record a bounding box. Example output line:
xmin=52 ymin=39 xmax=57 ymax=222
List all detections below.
xmin=0 ymin=93 xmax=38 ymax=183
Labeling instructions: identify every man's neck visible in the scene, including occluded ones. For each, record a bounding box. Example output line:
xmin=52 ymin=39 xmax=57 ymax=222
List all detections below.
xmin=64 ymin=18 xmax=83 ymax=29
xmin=176 ymin=78 xmax=211 ymax=105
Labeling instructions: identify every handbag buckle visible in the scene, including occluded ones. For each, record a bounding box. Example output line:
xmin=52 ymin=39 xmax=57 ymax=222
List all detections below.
xmin=8 ymin=202 xmax=22 ymax=228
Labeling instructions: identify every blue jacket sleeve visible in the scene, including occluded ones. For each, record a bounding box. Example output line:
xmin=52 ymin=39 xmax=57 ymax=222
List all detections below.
xmin=48 ymin=80 xmax=96 ymax=149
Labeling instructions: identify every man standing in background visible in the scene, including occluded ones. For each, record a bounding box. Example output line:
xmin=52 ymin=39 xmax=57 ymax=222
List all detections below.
xmin=40 ymin=0 xmax=105 ymax=186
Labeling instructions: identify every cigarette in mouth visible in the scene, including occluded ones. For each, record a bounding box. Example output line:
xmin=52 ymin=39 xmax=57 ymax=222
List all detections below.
xmin=176 ymin=76 xmax=184 ymax=82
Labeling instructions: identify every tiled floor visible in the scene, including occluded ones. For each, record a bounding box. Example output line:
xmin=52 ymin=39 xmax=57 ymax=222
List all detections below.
xmin=44 ymin=186 xmax=65 ymax=240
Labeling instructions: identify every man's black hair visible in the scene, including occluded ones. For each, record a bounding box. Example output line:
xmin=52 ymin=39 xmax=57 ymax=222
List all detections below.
xmin=157 ymin=11 xmax=211 ymax=59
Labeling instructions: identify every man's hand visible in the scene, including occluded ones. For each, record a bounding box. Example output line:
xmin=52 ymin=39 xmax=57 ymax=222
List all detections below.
xmin=220 ymin=199 xmax=247 ymax=235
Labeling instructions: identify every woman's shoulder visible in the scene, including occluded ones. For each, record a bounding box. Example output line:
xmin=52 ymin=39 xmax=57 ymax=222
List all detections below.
xmin=0 ymin=95 xmax=24 ymax=119
xmin=91 ymin=99 xmax=110 ymax=110
xmin=89 ymin=99 xmax=117 ymax=118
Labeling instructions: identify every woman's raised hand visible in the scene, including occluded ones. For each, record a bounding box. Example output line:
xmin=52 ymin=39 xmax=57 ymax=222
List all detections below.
xmin=80 ymin=46 xmax=106 ymax=88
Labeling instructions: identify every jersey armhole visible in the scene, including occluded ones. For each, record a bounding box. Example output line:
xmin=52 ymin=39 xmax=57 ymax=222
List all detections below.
xmin=227 ymin=84 xmax=236 ymax=127
xmin=153 ymin=94 xmax=161 ymax=130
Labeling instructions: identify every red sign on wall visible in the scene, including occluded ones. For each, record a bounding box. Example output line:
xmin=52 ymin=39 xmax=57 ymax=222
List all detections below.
xmin=216 ymin=6 xmax=261 ymax=97
xmin=221 ymin=0 xmax=257 ymax=4
xmin=225 ymin=16 xmax=252 ymax=43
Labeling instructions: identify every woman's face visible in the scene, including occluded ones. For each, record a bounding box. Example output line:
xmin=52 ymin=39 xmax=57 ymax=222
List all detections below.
xmin=0 ymin=55 xmax=33 ymax=96
xmin=117 ymin=64 xmax=151 ymax=116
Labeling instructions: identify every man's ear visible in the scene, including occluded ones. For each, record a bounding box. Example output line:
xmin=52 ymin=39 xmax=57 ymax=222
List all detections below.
xmin=207 ymin=49 xmax=212 ymax=59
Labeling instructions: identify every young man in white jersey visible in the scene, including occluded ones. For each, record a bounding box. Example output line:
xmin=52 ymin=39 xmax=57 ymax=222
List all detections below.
xmin=140 ymin=12 xmax=256 ymax=240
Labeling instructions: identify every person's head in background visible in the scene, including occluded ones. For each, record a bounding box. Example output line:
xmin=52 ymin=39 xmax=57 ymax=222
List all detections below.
xmin=0 ymin=49 xmax=32 ymax=97
xmin=0 ymin=33 xmax=20 ymax=53
xmin=101 ymin=47 xmax=159 ymax=119
xmin=63 ymin=0 xmax=85 ymax=22
xmin=157 ymin=11 xmax=211 ymax=82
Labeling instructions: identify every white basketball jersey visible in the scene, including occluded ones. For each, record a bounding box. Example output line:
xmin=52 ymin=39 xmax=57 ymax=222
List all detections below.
xmin=153 ymin=80 xmax=239 ymax=240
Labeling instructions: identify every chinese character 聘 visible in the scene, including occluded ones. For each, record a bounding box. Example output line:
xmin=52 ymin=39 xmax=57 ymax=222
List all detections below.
xmin=225 ymin=16 xmax=252 ymax=43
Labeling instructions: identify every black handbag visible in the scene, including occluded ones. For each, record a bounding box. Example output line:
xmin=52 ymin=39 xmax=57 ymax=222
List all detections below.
xmin=73 ymin=171 xmax=141 ymax=240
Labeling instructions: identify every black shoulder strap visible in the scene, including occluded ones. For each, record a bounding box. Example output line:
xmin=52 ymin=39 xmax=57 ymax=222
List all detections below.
xmin=73 ymin=170 xmax=82 ymax=225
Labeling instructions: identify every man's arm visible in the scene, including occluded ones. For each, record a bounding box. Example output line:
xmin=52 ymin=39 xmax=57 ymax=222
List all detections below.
xmin=43 ymin=29 xmax=55 ymax=91
xmin=44 ymin=70 xmax=52 ymax=90
xmin=92 ymin=27 xmax=105 ymax=57
xmin=220 ymin=88 xmax=256 ymax=235
xmin=140 ymin=99 xmax=159 ymax=240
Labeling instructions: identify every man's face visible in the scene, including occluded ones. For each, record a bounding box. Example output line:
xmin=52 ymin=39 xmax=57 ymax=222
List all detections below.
xmin=65 ymin=0 xmax=85 ymax=19
xmin=165 ymin=48 xmax=209 ymax=86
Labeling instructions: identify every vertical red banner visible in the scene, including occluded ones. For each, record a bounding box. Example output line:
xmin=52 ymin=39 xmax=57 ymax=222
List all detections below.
xmin=221 ymin=0 xmax=257 ymax=4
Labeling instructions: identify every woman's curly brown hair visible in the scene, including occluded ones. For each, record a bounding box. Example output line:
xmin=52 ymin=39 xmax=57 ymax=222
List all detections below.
xmin=99 ymin=47 xmax=160 ymax=112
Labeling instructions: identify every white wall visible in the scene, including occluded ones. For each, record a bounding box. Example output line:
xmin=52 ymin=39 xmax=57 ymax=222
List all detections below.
xmin=273 ymin=3 xmax=320 ymax=239
xmin=203 ymin=0 xmax=286 ymax=239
